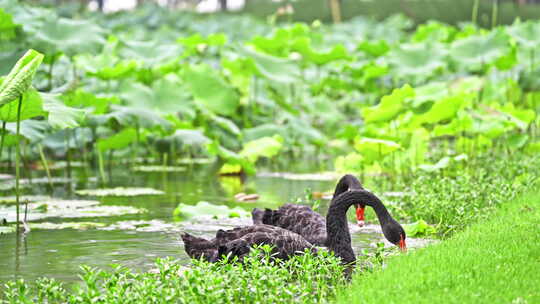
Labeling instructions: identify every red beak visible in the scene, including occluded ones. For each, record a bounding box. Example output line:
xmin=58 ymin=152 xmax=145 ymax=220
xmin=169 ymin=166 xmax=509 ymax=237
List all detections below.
xmin=355 ymin=205 xmax=365 ymax=227
xmin=399 ymin=235 xmax=407 ymax=252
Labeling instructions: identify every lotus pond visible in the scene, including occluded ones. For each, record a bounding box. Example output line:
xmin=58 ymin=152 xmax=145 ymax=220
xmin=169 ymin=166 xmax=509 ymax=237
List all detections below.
xmin=1 ymin=161 xmax=425 ymax=284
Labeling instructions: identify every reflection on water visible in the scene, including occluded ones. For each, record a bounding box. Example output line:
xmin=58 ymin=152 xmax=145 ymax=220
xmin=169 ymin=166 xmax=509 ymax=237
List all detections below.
xmin=0 ymin=164 xmax=403 ymax=283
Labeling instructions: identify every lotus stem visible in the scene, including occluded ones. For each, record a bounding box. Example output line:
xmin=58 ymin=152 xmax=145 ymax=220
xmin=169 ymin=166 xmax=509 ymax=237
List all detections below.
xmin=0 ymin=121 xmax=6 ymax=159
xmin=472 ymin=0 xmax=480 ymax=25
xmin=38 ymin=144 xmax=53 ymax=189
xmin=15 ymin=95 xmax=22 ymax=233
xmin=491 ymin=0 xmax=498 ymax=28
xmin=66 ymin=130 xmax=72 ymax=180
xmin=98 ymin=149 xmax=106 ymax=184
xmin=48 ymin=60 xmax=55 ymax=91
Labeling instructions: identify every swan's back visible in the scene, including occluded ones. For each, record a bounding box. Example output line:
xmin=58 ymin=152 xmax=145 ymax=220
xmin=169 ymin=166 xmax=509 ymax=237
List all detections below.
xmin=260 ymin=204 xmax=327 ymax=246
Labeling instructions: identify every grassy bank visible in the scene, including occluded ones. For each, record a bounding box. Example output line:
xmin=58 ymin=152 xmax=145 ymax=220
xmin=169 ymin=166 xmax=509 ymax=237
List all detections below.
xmin=338 ymin=190 xmax=540 ymax=304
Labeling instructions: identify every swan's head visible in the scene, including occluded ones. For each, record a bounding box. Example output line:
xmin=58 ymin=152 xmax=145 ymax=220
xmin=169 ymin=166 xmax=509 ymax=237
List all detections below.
xmin=354 ymin=204 xmax=365 ymax=227
xmin=381 ymin=220 xmax=407 ymax=252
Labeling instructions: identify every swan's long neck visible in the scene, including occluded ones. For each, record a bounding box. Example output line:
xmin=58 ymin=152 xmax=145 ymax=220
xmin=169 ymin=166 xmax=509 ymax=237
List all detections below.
xmin=331 ymin=174 xmax=363 ymax=200
xmin=325 ymin=190 xmax=391 ymax=265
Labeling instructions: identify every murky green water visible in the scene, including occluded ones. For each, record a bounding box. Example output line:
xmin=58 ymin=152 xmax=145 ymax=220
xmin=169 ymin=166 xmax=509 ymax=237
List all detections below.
xmin=0 ymin=162 xmax=388 ymax=284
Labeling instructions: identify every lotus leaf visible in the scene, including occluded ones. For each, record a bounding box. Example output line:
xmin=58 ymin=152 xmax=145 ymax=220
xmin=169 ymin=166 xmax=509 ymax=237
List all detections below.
xmin=450 ymin=30 xmax=510 ymax=67
xmin=34 ymin=18 xmax=106 ymax=57
xmin=240 ymin=135 xmax=283 ymax=162
xmin=354 ymin=137 xmax=402 ymax=163
xmin=173 ymin=201 xmax=249 ymax=220
xmin=362 ymin=85 xmax=414 ymax=123
xmin=97 ymin=128 xmax=137 ymax=152
xmin=0 ymin=88 xmax=43 ymax=122
xmin=75 ymin=187 xmax=164 ymax=197
xmin=42 ymin=92 xmax=85 ymax=129
xmin=184 ymin=64 xmax=239 ymax=117
xmin=242 ymin=47 xmax=300 ymax=83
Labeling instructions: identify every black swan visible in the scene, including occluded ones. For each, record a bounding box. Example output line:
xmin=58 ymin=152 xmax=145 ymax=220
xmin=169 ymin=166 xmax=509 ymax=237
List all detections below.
xmin=253 ymin=174 xmax=376 ymax=246
xmin=182 ymin=189 xmax=406 ymax=264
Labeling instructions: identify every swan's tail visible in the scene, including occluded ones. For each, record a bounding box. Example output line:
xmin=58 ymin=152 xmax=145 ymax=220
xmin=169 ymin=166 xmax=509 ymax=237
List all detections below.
xmin=181 ymin=232 xmax=217 ymax=262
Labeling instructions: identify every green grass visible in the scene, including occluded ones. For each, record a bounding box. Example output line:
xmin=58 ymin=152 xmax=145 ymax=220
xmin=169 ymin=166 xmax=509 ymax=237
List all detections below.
xmin=338 ymin=190 xmax=540 ymax=304
xmin=2 ymin=247 xmax=347 ymax=304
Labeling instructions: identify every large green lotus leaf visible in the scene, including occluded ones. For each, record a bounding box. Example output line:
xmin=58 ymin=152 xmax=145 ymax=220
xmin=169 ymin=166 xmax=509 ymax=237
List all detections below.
xmin=152 ymin=74 xmax=194 ymax=117
xmin=120 ymin=40 xmax=181 ymax=67
xmin=292 ymin=38 xmax=350 ymax=65
xmin=241 ymin=47 xmax=301 ymax=83
xmin=0 ymin=88 xmax=43 ymax=122
xmin=412 ymin=21 xmax=456 ymax=43
xmin=354 ymin=137 xmax=402 ymax=163
xmin=97 ymin=127 xmax=137 ymax=152
xmin=207 ymin=140 xmax=255 ymax=175
xmin=184 ymin=64 xmax=238 ymax=117
xmin=168 ymin=129 xmax=210 ymax=146
xmin=357 ymin=40 xmax=390 ymax=57
xmin=75 ymin=53 xmax=137 ymax=80
xmin=240 ymin=135 xmax=283 ymax=162
xmin=34 ymin=18 xmax=106 ymax=57
xmin=106 ymin=105 xmax=172 ymax=129
xmin=433 ymin=114 xmax=473 ymax=137
xmin=243 ymin=124 xmax=287 ymax=141
xmin=470 ymin=117 xmax=509 ymax=139
xmin=409 ymin=82 xmax=449 ymax=108
xmin=387 ymin=43 xmax=447 ymax=78
xmin=0 ymin=8 xmax=17 ymax=41
xmin=362 ymin=85 xmax=414 ymax=123
xmin=498 ymin=103 xmax=536 ymax=128
xmin=62 ymin=89 xmax=116 ymax=115
xmin=42 ymin=128 xmax=92 ymax=151
xmin=0 ymin=49 xmax=43 ymax=106
xmin=42 ymin=92 xmax=85 ymax=129
xmin=508 ymin=21 xmax=540 ymax=49
xmin=450 ymin=30 xmax=510 ymax=66
xmin=5 ymin=119 xmax=49 ymax=142
xmin=173 ymin=201 xmax=249 ymax=220
xmin=409 ymin=93 xmax=472 ymax=127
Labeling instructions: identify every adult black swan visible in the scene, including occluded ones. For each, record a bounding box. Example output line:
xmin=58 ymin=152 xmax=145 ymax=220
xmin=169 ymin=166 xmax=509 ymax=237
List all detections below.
xmin=182 ymin=188 xmax=406 ymax=264
xmin=253 ymin=174 xmax=399 ymax=246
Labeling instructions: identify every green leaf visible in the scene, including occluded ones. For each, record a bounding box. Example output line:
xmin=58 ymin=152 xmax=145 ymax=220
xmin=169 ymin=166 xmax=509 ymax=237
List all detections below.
xmin=508 ymin=20 xmax=540 ymax=49
xmin=42 ymin=93 xmax=85 ymax=129
xmin=34 ymin=18 xmax=106 ymax=57
xmin=354 ymin=137 xmax=401 ymax=163
xmin=0 ymin=88 xmax=43 ymax=122
xmin=97 ymin=128 xmax=137 ymax=152
xmin=75 ymin=53 xmax=137 ymax=80
xmin=5 ymin=120 xmax=49 ymax=143
xmin=105 ymin=105 xmax=172 ymax=129
xmin=0 ymin=49 xmax=44 ymax=106
xmin=387 ymin=43 xmax=447 ymax=79
xmin=450 ymin=30 xmax=510 ymax=67
xmin=362 ymin=85 xmax=414 ymax=123
xmin=242 ymin=47 xmax=301 ymax=83
xmin=418 ymin=157 xmax=451 ymax=172
xmin=173 ymin=201 xmax=249 ymax=220
xmin=184 ymin=64 xmax=238 ymax=117
xmin=168 ymin=129 xmax=210 ymax=146
xmin=403 ymin=220 xmax=437 ymax=237
xmin=357 ymin=40 xmax=390 ymax=57
xmin=240 ymin=135 xmax=283 ymax=162
xmin=0 ymin=8 xmax=17 ymax=41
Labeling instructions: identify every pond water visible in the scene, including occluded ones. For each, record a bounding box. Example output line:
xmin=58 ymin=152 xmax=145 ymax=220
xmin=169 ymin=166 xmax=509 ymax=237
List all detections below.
xmin=0 ymin=161 xmax=414 ymax=284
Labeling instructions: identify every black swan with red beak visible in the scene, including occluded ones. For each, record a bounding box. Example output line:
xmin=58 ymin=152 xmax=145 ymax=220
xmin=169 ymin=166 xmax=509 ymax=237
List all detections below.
xmin=182 ymin=184 xmax=406 ymax=264
xmin=253 ymin=175 xmax=405 ymax=251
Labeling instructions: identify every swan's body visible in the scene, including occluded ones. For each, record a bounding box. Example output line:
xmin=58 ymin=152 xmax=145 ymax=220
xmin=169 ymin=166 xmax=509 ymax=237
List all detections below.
xmin=252 ymin=174 xmax=365 ymax=245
